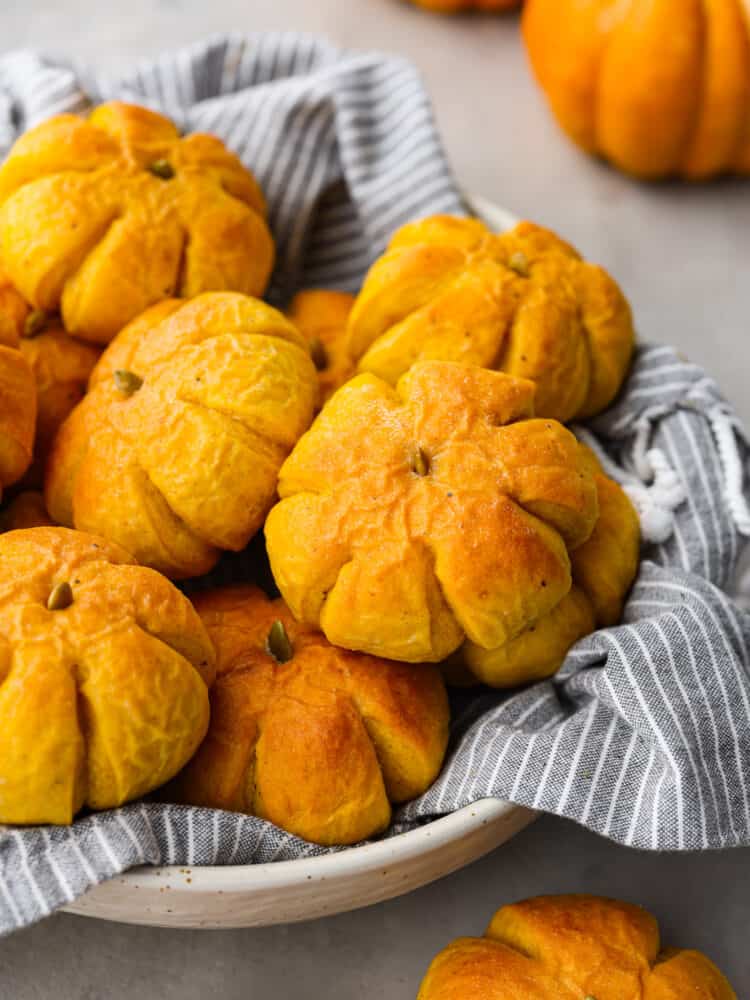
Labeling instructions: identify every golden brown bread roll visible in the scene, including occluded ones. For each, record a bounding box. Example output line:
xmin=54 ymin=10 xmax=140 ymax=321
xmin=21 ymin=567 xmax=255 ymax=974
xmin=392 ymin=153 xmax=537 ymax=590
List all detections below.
xmin=45 ymin=293 xmax=317 ymax=579
xmin=266 ymin=361 xmax=599 ymax=663
xmin=0 ymin=102 xmax=274 ymax=344
xmin=454 ymin=444 xmax=640 ymax=687
xmin=19 ymin=318 xmax=101 ymax=489
xmin=0 ymin=306 xmax=36 ymax=499
xmin=0 ymin=263 xmax=101 ymax=489
xmin=169 ymin=584 xmax=450 ymax=846
xmin=0 ymin=527 xmax=215 ymax=824
xmin=286 ymin=288 xmax=356 ymax=404
xmin=417 ymin=895 xmax=737 ymax=999
xmin=348 ymin=215 xmax=634 ymax=422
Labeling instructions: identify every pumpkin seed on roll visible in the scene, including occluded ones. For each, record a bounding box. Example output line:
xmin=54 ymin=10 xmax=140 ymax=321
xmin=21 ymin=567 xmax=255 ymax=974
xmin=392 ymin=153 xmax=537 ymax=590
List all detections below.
xmin=45 ymin=293 xmax=318 ymax=580
xmin=266 ymin=361 xmax=599 ymax=663
xmin=168 ymin=584 xmax=450 ymax=846
xmin=0 ymin=527 xmax=215 ymax=825
xmin=347 ymin=214 xmax=634 ymax=422
xmin=0 ymin=101 xmax=275 ymax=344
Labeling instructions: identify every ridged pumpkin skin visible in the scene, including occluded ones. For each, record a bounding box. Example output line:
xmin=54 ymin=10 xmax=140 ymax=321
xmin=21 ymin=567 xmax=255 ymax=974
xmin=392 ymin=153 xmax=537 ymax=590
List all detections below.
xmin=0 ymin=491 xmax=54 ymax=532
xmin=46 ymin=293 xmax=317 ymax=579
xmin=0 ymin=527 xmax=215 ymax=825
xmin=287 ymin=289 xmax=356 ymax=404
xmin=169 ymin=585 xmax=450 ymax=846
xmin=0 ymin=309 xmax=36 ymax=499
xmin=417 ymin=895 xmax=737 ymax=999
xmin=408 ymin=0 xmax=520 ymax=11
xmin=347 ymin=215 xmax=634 ymax=422
xmin=523 ymin=0 xmax=750 ymax=180
xmin=457 ymin=445 xmax=640 ymax=687
xmin=0 ymin=101 xmax=275 ymax=343
xmin=266 ymin=361 xmax=599 ymax=663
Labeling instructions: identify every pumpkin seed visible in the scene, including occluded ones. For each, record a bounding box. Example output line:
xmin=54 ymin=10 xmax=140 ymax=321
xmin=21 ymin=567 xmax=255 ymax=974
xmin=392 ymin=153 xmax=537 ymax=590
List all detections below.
xmin=309 ymin=337 xmax=328 ymax=371
xmin=507 ymin=251 xmax=530 ymax=277
xmin=23 ymin=309 xmax=48 ymax=338
xmin=412 ymin=447 xmax=431 ymax=477
xmin=47 ymin=581 xmax=73 ymax=611
xmin=147 ymin=159 xmax=175 ymax=180
xmin=266 ymin=620 xmax=294 ymax=664
xmin=114 ymin=370 xmax=143 ymax=396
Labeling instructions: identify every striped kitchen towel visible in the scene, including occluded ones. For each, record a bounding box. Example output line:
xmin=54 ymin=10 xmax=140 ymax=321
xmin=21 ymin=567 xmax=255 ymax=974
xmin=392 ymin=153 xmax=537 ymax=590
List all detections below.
xmin=0 ymin=33 xmax=463 ymax=300
xmin=0 ymin=34 xmax=749 ymax=935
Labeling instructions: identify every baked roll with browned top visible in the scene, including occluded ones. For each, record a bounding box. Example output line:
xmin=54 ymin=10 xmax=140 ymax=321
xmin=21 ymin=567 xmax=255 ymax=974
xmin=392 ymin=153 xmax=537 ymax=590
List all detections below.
xmin=418 ymin=895 xmax=737 ymax=999
xmin=169 ymin=584 xmax=449 ymax=846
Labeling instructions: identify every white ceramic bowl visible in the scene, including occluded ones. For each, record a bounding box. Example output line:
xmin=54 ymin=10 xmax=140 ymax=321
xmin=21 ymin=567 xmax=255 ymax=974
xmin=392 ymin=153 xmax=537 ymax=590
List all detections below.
xmin=64 ymin=196 xmax=536 ymax=930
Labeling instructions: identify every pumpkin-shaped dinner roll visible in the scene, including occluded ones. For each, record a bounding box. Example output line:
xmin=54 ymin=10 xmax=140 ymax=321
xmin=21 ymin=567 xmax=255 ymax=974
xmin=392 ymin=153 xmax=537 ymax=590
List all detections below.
xmin=287 ymin=289 xmax=356 ymax=404
xmin=0 ymin=101 xmax=274 ymax=344
xmin=266 ymin=361 xmax=599 ymax=663
xmin=0 ymin=324 xmax=36 ymax=502
xmin=417 ymin=895 xmax=737 ymax=999
xmin=0 ymin=527 xmax=215 ymax=824
xmin=169 ymin=585 xmax=449 ymax=845
xmin=456 ymin=445 xmax=640 ymax=687
xmin=348 ymin=215 xmax=634 ymax=421
xmin=19 ymin=314 xmax=101 ymax=488
xmin=0 ymin=265 xmax=100 ymax=487
xmin=46 ymin=293 xmax=317 ymax=579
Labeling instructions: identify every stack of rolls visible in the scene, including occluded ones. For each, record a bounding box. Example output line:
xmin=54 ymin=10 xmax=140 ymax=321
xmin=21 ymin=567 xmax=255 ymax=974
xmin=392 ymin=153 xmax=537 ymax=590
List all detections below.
xmin=0 ymin=100 xmax=640 ymax=846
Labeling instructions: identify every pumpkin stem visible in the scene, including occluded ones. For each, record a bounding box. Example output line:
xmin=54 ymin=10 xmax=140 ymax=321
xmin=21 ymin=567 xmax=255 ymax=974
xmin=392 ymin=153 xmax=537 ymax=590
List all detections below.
xmin=47 ymin=581 xmax=73 ymax=611
xmin=147 ymin=159 xmax=175 ymax=180
xmin=23 ymin=309 xmax=48 ymax=338
xmin=309 ymin=337 xmax=328 ymax=372
xmin=266 ymin=620 xmax=294 ymax=663
xmin=113 ymin=370 xmax=144 ymax=396
xmin=507 ymin=251 xmax=530 ymax=277
xmin=412 ymin=446 xmax=431 ymax=477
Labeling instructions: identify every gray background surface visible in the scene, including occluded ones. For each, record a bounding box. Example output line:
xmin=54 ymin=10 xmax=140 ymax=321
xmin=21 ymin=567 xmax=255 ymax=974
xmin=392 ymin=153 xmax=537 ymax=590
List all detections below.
xmin=1 ymin=1 xmax=749 ymax=995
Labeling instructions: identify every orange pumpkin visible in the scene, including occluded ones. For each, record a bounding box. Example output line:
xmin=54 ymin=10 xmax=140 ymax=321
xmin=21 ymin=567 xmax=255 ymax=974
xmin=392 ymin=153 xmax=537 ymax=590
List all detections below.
xmin=0 ymin=102 xmax=274 ymax=343
xmin=0 ymin=527 xmax=215 ymax=824
xmin=407 ymin=0 xmax=520 ymax=11
xmin=417 ymin=895 xmax=737 ymax=999
xmin=169 ymin=584 xmax=450 ymax=845
xmin=523 ymin=0 xmax=750 ymax=180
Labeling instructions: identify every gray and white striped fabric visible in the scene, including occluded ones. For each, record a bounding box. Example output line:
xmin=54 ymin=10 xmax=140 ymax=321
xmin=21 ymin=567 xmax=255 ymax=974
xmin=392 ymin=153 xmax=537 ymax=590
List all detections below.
xmin=0 ymin=35 xmax=749 ymax=935
xmin=0 ymin=34 xmax=463 ymax=301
